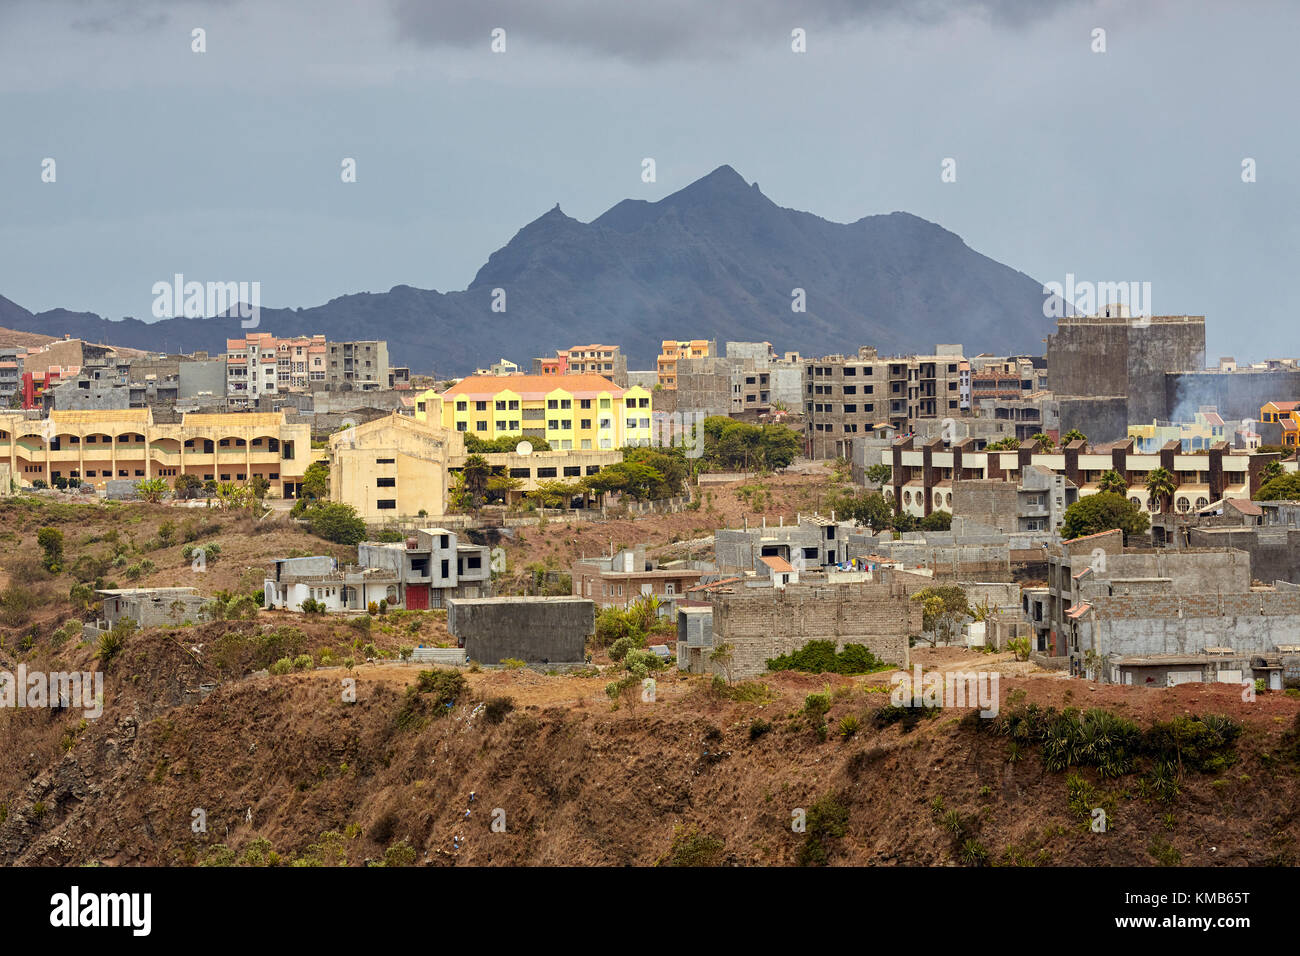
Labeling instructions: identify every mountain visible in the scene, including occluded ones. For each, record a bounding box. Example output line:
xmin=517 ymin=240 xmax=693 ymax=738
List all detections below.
xmin=0 ymin=166 xmax=1052 ymax=374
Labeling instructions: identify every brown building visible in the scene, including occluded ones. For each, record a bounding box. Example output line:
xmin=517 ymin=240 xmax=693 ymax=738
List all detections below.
xmin=572 ymin=545 xmax=703 ymax=609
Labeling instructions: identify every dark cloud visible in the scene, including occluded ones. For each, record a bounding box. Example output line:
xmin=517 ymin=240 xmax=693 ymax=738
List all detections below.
xmin=388 ymin=0 xmax=1088 ymax=61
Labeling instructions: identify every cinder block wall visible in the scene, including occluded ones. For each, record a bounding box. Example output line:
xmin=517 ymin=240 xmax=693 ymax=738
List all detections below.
xmin=449 ymin=598 xmax=594 ymax=664
xmin=713 ymin=578 xmax=919 ymax=679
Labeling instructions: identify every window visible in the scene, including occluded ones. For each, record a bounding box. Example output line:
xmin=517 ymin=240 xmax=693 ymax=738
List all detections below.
xmin=580 ymin=419 xmax=592 ymax=429
xmin=580 ymin=399 xmax=592 ymax=409
xmin=496 ymin=400 xmax=507 ymax=410
xmin=377 ymin=499 xmax=396 ymax=510
xmin=456 ymin=401 xmax=467 ymax=412
xmin=600 ymin=398 xmax=611 ymax=409
xmin=509 ymin=467 xmax=530 ymax=478
xmin=377 ymin=477 xmax=396 ymax=487
xmin=456 ymin=421 xmax=467 ymax=432
xmin=476 ymin=421 xmax=487 ymax=431
xmin=548 ymin=420 xmax=559 ymax=430
xmin=548 ymin=399 xmax=558 ymax=410
xmin=497 ymin=420 xmax=507 ymax=430
xmin=536 ymin=467 xmax=557 ymax=478
xmin=560 ymin=399 xmax=571 ymax=409
xmin=475 ymin=401 xmax=487 ymax=411
xmin=376 ymin=458 xmax=395 ymax=464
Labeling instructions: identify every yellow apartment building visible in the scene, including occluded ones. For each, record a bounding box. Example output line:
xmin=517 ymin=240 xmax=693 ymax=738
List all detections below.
xmin=425 ymin=373 xmax=652 ymax=450
xmin=0 ymin=409 xmax=311 ymax=496
xmin=656 ymin=339 xmax=713 ymax=389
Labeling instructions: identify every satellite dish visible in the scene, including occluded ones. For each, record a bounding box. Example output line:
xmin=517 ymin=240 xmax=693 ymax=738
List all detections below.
xmin=515 ymin=440 xmax=533 ymax=456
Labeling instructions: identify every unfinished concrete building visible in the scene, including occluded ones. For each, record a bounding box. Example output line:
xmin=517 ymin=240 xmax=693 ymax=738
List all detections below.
xmin=679 ymin=572 xmax=923 ymax=679
xmin=1046 ymin=311 xmax=1206 ymax=442
xmin=951 ymin=464 xmax=1075 ymax=534
xmin=714 ymin=515 xmax=853 ymax=573
xmin=804 ymin=346 xmax=964 ymax=459
xmin=447 ymin=596 xmax=593 ymax=665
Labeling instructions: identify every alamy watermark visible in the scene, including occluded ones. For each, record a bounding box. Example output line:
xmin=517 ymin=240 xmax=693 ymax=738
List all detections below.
xmin=890 ymin=665 xmax=1000 ymax=718
xmin=152 ymin=273 xmax=260 ymax=328
xmin=1 ymin=665 xmax=104 ymax=718
xmin=1041 ymin=272 xmax=1152 ymax=325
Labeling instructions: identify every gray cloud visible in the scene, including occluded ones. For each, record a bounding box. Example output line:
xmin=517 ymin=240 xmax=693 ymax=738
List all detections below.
xmin=388 ymin=0 xmax=1088 ymax=62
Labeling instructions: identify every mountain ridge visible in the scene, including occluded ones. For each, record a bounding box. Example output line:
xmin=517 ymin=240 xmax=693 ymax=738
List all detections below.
xmin=1 ymin=166 xmax=1052 ymax=374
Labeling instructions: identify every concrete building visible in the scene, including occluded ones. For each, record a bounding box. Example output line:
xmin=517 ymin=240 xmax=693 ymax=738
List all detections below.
xmin=1031 ymin=531 xmax=1300 ymax=680
xmin=1046 ymin=310 xmax=1206 ymax=442
xmin=571 ymin=545 xmax=703 ymax=611
xmin=657 ymin=339 xmax=715 ymax=389
xmin=92 ymin=587 xmax=209 ymax=631
xmin=0 ymin=408 xmax=311 ymax=496
xmin=1165 ymin=364 xmax=1300 ymax=427
xmin=329 ymin=413 xmax=459 ymax=521
xmin=714 ymin=515 xmax=853 ymax=573
xmin=533 ymin=344 xmax=628 ymax=387
xmin=448 ymin=596 xmax=593 ymax=665
xmin=678 ymin=572 xmax=922 ymax=679
xmin=804 ymin=346 xmax=965 ymax=459
xmin=0 ymin=348 xmax=25 ymax=398
xmin=326 ymin=340 xmax=389 ymax=392
xmin=951 ymin=464 xmax=1075 ymax=534
xmin=264 ymin=529 xmax=491 ymax=612
xmin=1127 ymin=407 xmax=1251 ymax=453
xmin=426 ymin=373 xmax=653 ymax=451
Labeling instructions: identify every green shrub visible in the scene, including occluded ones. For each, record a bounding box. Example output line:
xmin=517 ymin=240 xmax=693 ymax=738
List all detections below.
xmin=658 ymin=825 xmax=725 ymax=867
xmin=269 ymin=657 xmax=294 ymax=675
xmin=767 ymin=640 xmax=887 ymax=675
xmin=838 ymin=714 xmax=861 ymax=738
xmin=797 ymin=792 xmax=850 ymax=866
xmin=483 ymin=696 xmax=515 ymax=723
xmin=748 ymin=718 xmax=772 ymax=740
xmin=292 ymin=654 xmax=313 ymax=671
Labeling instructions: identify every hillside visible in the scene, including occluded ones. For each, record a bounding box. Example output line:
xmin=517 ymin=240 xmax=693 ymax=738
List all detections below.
xmin=0 ymin=491 xmax=1297 ymax=867
xmin=0 ymin=166 xmax=1053 ymax=374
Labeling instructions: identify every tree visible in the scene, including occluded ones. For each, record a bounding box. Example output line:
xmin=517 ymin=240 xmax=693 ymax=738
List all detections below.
xmin=1062 ymin=428 xmax=1087 ymax=444
xmin=758 ymin=424 xmax=801 ymax=471
xmin=1144 ymin=467 xmax=1177 ymax=515
xmin=463 ymin=433 xmax=551 ymax=453
xmin=1031 ymin=432 xmax=1056 ymax=452
xmin=174 ymin=473 xmax=204 ymax=499
xmin=307 ymin=502 xmax=367 ymax=545
xmin=135 ymin=477 xmax=169 ymax=503
xmin=865 ymin=463 xmax=892 ymax=487
xmin=919 ymin=510 xmax=952 ymax=531
xmin=710 ymin=642 xmax=735 ymax=685
xmin=985 ymin=437 xmax=1020 ymax=451
xmin=1259 ymin=460 xmax=1285 ymax=486
xmin=249 ymin=475 xmax=271 ymax=500
xmin=215 ymin=481 xmax=253 ymax=509
xmin=1097 ymin=469 xmax=1128 ymax=496
xmin=301 ymin=460 xmax=330 ymax=500
xmin=485 ymin=473 xmax=523 ymax=504
xmin=622 ymin=446 xmax=687 ymax=498
xmin=910 ymin=586 xmax=971 ymax=646
xmin=528 ymin=479 xmax=581 ymax=509
xmin=37 ymin=526 xmax=64 ymax=573
xmin=460 ymin=455 xmax=491 ymax=510
xmin=1256 ymin=472 xmax=1300 ymax=501
xmin=1060 ymin=492 xmax=1150 ymax=540
xmin=833 ymin=490 xmax=894 ymax=530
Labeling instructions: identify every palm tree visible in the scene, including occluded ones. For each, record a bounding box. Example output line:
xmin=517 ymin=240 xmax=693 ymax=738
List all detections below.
xmin=1062 ymin=428 xmax=1087 ymax=445
xmin=1261 ymin=460 xmax=1284 ymax=485
xmin=1144 ymin=467 xmax=1177 ymax=515
xmin=1031 ymin=432 xmax=1056 ymax=452
xmin=1097 ymin=469 xmax=1128 ymax=496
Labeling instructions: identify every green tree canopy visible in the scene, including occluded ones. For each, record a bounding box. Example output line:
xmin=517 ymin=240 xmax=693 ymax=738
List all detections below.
xmin=307 ymin=502 xmax=367 ymax=545
xmin=1256 ymin=471 xmax=1300 ymax=501
xmin=1060 ymin=492 xmax=1150 ymax=540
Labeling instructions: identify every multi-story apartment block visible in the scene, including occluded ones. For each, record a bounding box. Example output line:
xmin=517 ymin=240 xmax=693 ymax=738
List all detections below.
xmin=656 ymin=339 xmax=715 ymax=389
xmin=1127 ymin=407 xmax=1245 ymax=453
xmin=225 ymin=333 xmax=283 ymax=407
xmin=878 ymin=434 xmax=1277 ymax=521
xmin=571 ymin=545 xmax=703 ymax=612
xmin=0 ymin=348 xmax=25 ymax=399
xmin=0 ymin=408 xmax=310 ymax=496
xmin=804 ymin=345 xmax=964 ymax=459
xmin=326 ymin=340 xmax=389 ymax=391
xmin=535 ymin=344 xmax=628 ymax=387
xmin=422 ymin=373 xmax=652 ymax=451
xmin=474 ymin=358 xmax=519 ymax=376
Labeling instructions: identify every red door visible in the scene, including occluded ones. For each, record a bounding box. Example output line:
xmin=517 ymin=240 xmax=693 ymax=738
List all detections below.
xmin=405 ymin=586 xmax=428 ymax=610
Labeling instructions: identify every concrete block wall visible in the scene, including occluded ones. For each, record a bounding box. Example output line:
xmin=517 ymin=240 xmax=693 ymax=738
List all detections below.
xmin=712 ymin=577 xmax=919 ymax=679
xmin=1090 ymin=591 xmax=1300 ymax=658
xmin=448 ymin=597 xmax=593 ymax=664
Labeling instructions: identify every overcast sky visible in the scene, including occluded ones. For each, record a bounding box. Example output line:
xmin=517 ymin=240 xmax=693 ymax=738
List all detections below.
xmin=0 ymin=0 xmax=1295 ymax=360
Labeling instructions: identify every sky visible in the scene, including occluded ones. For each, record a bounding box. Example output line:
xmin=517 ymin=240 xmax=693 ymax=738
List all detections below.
xmin=0 ymin=0 xmax=1295 ymax=361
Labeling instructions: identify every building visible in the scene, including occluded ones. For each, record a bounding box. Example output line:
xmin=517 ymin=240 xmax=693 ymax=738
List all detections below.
xmin=90 ymin=587 xmax=209 ymax=633
xmin=329 ymin=413 xmax=460 ymax=520
xmin=656 ymin=339 xmax=715 ymax=389
xmin=714 ymin=515 xmax=853 ymax=573
xmin=803 ymin=345 xmax=965 ymax=459
xmin=0 ymin=408 xmax=310 ymax=496
xmin=448 ymin=596 xmax=593 ymax=665
xmin=326 ymin=340 xmax=389 ymax=391
xmin=1127 ymin=407 xmax=1246 ymax=453
xmin=533 ymin=345 xmax=628 ymax=387
xmin=1166 ymin=363 xmax=1300 ymax=429
xmin=0 ymin=348 xmax=25 ymax=399
xmin=879 ymin=434 xmax=1273 ymax=520
xmin=677 ymin=572 xmax=922 ymax=679
xmin=264 ymin=529 xmax=491 ymax=612
xmin=1046 ymin=309 xmax=1206 ymax=442
xmin=1034 ymin=533 xmax=1300 ymax=681
xmin=329 ymin=411 xmax=623 ymax=519
xmin=430 ymin=373 xmax=652 ymax=451
xmin=1260 ymin=401 xmax=1300 ymax=448
xmin=951 ymin=464 xmax=1075 ymax=534
xmin=474 ymin=358 xmax=520 ymax=377
xmin=571 ymin=545 xmax=703 ymax=611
